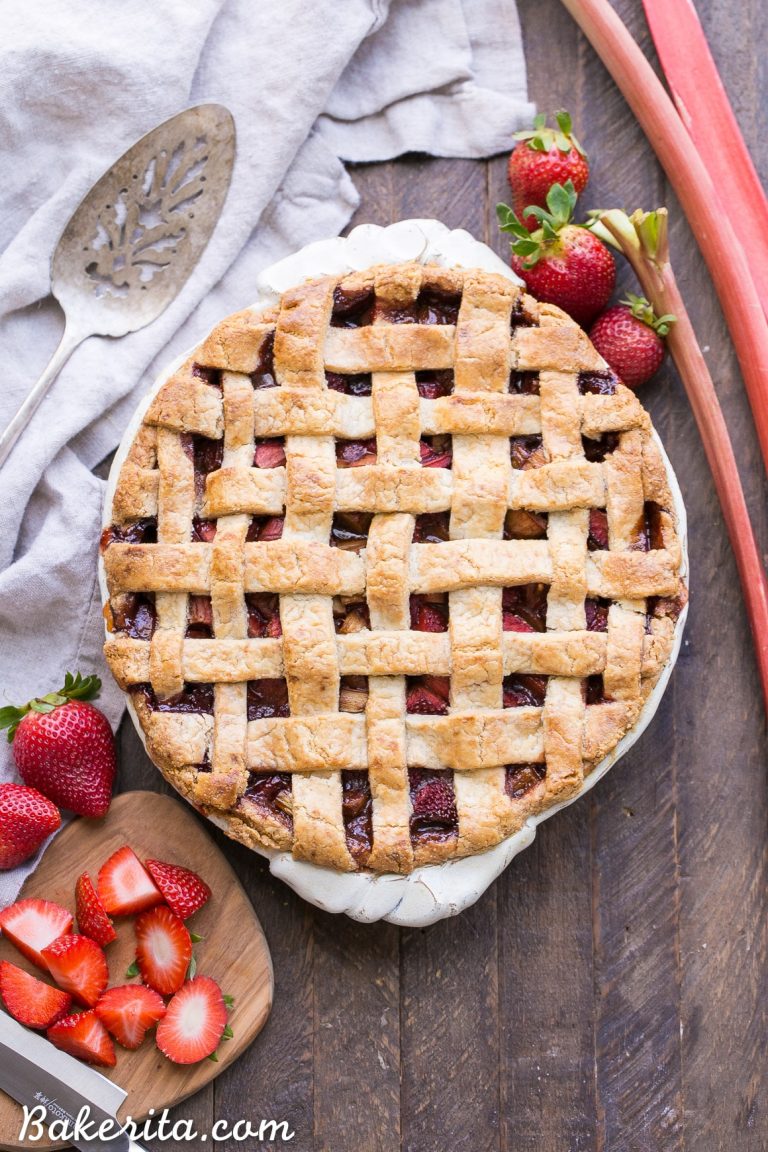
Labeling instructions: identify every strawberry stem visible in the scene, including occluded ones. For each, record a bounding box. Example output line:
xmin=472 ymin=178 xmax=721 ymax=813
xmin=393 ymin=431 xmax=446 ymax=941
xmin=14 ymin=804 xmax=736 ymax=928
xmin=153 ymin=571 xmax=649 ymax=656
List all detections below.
xmin=0 ymin=671 xmax=101 ymax=741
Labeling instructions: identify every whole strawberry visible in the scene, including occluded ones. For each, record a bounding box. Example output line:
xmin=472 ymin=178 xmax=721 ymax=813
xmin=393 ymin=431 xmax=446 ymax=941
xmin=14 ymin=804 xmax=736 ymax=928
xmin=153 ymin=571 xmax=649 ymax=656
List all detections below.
xmin=589 ymin=294 xmax=676 ymax=389
xmin=0 ymin=784 xmax=61 ymax=869
xmin=508 ymin=110 xmax=589 ymax=232
xmin=498 ymin=181 xmax=615 ymax=327
xmin=0 ymin=674 xmax=115 ymax=818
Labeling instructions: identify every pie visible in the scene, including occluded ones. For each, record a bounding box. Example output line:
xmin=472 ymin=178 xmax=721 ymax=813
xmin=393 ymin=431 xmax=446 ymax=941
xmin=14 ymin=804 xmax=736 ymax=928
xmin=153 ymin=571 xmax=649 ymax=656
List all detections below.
xmin=101 ymin=260 xmax=687 ymax=875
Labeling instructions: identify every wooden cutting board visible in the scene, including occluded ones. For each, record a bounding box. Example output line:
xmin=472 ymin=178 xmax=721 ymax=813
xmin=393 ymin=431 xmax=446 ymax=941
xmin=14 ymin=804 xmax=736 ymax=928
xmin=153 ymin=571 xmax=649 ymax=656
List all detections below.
xmin=0 ymin=791 xmax=273 ymax=1151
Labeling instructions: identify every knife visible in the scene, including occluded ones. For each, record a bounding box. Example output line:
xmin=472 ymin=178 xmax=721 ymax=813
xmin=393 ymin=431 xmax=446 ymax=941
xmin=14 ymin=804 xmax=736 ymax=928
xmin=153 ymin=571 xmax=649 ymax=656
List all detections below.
xmin=0 ymin=1011 xmax=146 ymax=1151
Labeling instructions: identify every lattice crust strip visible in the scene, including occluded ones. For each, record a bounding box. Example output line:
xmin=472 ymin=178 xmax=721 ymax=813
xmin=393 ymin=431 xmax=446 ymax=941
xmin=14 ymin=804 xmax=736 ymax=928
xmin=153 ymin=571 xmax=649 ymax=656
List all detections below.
xmin=103 ymin=262 xmax=686 ymax=874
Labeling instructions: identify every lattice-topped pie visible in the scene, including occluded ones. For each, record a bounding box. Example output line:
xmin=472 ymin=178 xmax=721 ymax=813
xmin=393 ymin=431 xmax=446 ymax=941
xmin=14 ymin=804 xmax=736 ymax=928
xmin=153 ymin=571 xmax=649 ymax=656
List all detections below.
xmin=101 ymin=261 xmax=686 ymax=874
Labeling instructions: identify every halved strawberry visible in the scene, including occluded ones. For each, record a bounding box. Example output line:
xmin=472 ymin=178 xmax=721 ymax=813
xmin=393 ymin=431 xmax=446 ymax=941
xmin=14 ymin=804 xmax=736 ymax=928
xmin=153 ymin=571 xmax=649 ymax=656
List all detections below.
xmin=47 ymin=1010 xmax=116 ymax=1067
xmin=96 ymin=984 xmax=166 ymax=1050
xmin=0 ymin=899 xmax=73 ymax=970
xmin=145 ymin=860 xmax=211 ymax=921
xmin=97 ymin=845 xmax=161 ymax=916
xmin=42 ymin=934 xmax=108 ymax=1008
xmin=156 ymin=976 xmax=228 ymax=1065
xmin=502 ymin=612 xmax=536 ymax=633
xmin=135 ymin=905 xmax=192 ymax=996
xmin=0 ymin=961 xmax=72 ymax=1029
xmin=405 ymin=676 xmax=450 ymax=716
xmin=75 ymin=873 xmax=116 ymax=947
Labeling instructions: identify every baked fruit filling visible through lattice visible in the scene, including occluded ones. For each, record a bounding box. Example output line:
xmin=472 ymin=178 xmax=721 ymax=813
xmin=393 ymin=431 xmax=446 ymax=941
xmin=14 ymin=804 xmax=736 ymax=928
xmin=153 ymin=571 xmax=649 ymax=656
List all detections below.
xmin=101 ymin=262 xmax=686 ymax=874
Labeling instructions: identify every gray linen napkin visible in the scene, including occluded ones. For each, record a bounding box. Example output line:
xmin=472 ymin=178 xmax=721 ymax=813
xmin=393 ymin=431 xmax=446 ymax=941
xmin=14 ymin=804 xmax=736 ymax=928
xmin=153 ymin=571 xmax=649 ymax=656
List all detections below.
xmin=0 ymin=0 xmax=532 ymax=903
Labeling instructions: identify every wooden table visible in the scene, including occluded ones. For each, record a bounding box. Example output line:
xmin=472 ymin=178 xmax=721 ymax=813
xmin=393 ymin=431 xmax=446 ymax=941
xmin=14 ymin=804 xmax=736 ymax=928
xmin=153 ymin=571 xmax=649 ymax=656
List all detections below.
xmin=117 ymin=1 xmax=768 ymax=1147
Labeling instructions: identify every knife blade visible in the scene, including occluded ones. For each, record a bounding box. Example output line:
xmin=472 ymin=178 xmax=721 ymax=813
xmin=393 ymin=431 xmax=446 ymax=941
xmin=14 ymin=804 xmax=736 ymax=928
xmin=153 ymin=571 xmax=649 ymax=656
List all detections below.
xmin=0 ymin=1011 xmax=145 ymax=1152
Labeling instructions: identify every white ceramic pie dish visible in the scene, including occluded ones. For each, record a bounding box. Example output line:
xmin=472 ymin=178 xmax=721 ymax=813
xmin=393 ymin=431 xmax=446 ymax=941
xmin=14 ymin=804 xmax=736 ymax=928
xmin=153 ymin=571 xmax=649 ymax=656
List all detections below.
xmin=101 ymin=219 xmax=688 ymax=928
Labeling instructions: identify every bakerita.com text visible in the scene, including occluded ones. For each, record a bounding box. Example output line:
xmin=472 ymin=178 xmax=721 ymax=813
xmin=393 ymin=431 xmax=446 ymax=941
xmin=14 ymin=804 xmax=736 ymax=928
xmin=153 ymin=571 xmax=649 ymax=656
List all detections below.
xmin=20 ymin=1103 xmax=295 ymax=1143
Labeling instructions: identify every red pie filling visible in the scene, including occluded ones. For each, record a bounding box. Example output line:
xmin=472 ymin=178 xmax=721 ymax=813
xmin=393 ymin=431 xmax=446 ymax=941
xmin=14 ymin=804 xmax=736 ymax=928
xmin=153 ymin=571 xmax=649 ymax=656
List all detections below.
xmin=509 ymin=298 xmax=537 ymax=329
xmin=585 ymin=597 xmax=610 ymax=632
xmin=406 ymin=676 xmax=450 ymax=715
xmin=578 ymin=370 xmax=618 ymax=395
xmin=416 ymin=370 xmax=454 ymax=398
xmin=582 ymin=432 xmax=619 ymax=463
xmin=325 ymin=371 xmax=372 ymax=396
xmin=413 ymin=512 xmax=450 ymax=542
xmin=253 ymin=439 xmax=286 ymax=469
xmin=245 ymin=593 xmax=282 ymax=638
xmin=420 ymin=436 xmax=452 ymax=468
xmin=330 ymin=512 xmax=372 ymax=551
xmin=247 ymin=679 xmax=289 ymax=720
xmin=510 ymin=435 xmax=546 ymax=470
xmin=342 ymin=771 xmax=373 ymax=863
xmin=135 ymin=683 xmax=214 ymax=714
xmin=409 ymin=768 xmax=458 ymax=843
xmin=503 ymin=674 xmax=548 ymax=707
xmin=186 ymin=595 xmax=213 ymax=639
xmin=242 ymin=772 xmax=293 ymax=828
xmin=250 ymin=332 xmax=277 ymax=389
xmin=100 ymin=518 xmax=157 ymax=549
xmin=191 ymin=517 xmax=217 ymax=542
xmin=585 ymin=675 xmax=608 ymax=705
xmin=246 ymin=515 xmax=284 ymax=542
xmin=110 ymin=593 xmax=156 ymax=639
xmin=333 ymin=601 xmax=371 ymax=633
xmin=631 ymin=501 xmax=665 ymax=552
xmin=409 ymin=594 xmax=448 ymax=632
xmin=336 ymin=438 xmax=377 ymax=467
xmin=502 ymin=584 xmax=548 ymax=632
xmin=508 ymin=371 xmax=540 ymax=395
xmin=192 ymin=364 xmax=222 ymax=389
xmin=376 ymin=290 xmax=461 ymax=327
xmin=184 ymin=434 xmax=224 ymax=504
xmin=330 ymin=287 xmax=375 ymax=328
xmin=587 ymin=508 xmax=609 ymax=551
xmin=504 ymin=509 xmax=548 ymax=540
xmin=505 ymin=762 xmax=546 ymax=799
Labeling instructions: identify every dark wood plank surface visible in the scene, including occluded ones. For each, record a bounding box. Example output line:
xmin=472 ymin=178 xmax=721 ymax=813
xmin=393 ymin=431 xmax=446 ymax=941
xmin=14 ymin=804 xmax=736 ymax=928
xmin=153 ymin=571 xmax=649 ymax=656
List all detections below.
xmin=114 ymin=1 xmax=768 ymax=1147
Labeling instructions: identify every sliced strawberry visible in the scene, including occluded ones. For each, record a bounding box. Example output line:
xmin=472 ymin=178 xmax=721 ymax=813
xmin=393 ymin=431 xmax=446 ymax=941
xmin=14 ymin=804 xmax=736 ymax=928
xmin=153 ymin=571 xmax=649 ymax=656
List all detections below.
xmin=135 ymin=905 xmax=192 ymax=996
xmin=75 ymin=873 xmax=116 ymax=947
xmin=0 ymin=961 xmax=72 ymax=1029
xmin=145 ymin=860 xmax=211 ymax=921
xmin=256 ymin=516 xmax=284 ymax=542
xmin=588 ymin=508 xmax=609 ymax=551
xmin=96 ymin=984 xmax=166 ymax=1050
xmin=47 ymin=1010 xmax=116 ymax=1067
xmin=0 ymin=898 xmax=73 ymax=970
xmin=253 ymin=441 xmax=286 ymax=469
xmin=42 ymin=934 xmax=108 ymax=1008
xmin=97 ymin=845 xmax=162 ymax=916
xmin=156 ymin=976 xmax=228 ymax=1065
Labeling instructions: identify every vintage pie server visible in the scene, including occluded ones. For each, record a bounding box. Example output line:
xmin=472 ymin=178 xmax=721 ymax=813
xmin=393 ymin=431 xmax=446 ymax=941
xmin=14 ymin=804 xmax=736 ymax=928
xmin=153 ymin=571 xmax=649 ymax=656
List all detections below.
xmin=0 ymin=103 xmax=235 ymax=469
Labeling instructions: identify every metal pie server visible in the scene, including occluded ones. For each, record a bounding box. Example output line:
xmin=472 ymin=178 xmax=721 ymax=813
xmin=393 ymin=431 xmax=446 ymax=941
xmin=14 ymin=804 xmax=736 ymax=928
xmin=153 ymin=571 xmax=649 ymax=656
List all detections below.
xmin=0 ymin=103 xmax=235 ymax=469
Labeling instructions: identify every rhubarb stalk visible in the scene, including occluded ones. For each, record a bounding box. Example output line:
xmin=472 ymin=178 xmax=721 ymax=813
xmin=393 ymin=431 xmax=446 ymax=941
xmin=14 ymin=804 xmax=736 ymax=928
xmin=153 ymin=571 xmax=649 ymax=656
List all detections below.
xmin=558 ymin=0 xmax=768 ymax=482
xmin=597 ymin=209 xmax=768 ymax=711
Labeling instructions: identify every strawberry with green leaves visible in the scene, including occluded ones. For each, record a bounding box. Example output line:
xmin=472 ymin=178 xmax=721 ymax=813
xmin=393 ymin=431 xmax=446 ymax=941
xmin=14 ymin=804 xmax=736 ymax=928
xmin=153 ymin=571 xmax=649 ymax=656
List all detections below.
xmin=589 ymin=294 xmax=676 ymax=389
xmin=508 ymin=110 xmax=589 ymax=231
xmin=0 ymin=673 xmax=115 ymax=818
xmin=498 ymin=181 xmax=616 ymax=327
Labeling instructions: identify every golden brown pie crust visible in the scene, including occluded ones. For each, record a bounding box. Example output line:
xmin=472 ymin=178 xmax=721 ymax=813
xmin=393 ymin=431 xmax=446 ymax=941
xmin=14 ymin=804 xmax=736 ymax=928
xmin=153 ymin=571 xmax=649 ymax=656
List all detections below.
xmin=102 ymin=262 xmax=686 ymax=874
